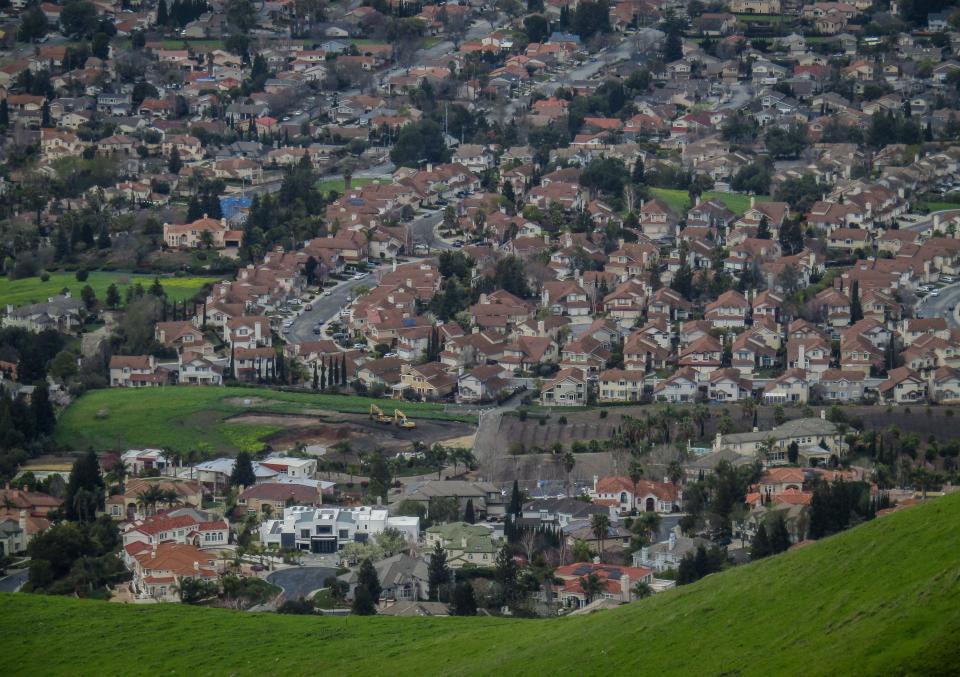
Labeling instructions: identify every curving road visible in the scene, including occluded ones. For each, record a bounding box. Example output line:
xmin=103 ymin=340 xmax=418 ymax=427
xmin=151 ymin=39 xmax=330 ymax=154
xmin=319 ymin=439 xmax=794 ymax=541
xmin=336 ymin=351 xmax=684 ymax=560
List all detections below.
xmin=916 ymin=283 xmax=960 ymax=328
xmin=267 ymin=566 xmax=339 ymax=599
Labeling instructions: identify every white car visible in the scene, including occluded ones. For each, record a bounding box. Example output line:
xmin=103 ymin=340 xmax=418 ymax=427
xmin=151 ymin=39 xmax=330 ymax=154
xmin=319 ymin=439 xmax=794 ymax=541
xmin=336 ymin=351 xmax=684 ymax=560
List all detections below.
xmin=942 ymin=276 xmax=954 ymax=283
xmin=322 ymin=290 xmax=332 ymax=297
xmin=930 ymin=290 xmax=940 ymax=297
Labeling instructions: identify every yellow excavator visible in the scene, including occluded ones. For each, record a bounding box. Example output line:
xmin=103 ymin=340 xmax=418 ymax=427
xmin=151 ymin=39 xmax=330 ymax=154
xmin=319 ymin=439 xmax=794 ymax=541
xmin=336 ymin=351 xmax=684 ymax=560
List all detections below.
xmin=369 ymin=403 xmax=392 ymax=424
xmin=394 ymin=409 xmax=416 ymax=429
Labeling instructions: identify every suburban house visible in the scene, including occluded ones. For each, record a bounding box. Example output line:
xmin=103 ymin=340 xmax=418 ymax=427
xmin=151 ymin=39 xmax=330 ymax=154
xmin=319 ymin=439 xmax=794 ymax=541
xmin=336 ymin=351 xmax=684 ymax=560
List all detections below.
xmin=591 ymin=476 xmax=681 ymax=514
xmin=424 ymin=522 xmax=500 ymax=569
xmin=540 ymin=367 xmax=588 ymax=406
xmin=554 ymin=562 xmax=654 ymax=607
xmin=3 ymin=294 xmax=84 ymax=333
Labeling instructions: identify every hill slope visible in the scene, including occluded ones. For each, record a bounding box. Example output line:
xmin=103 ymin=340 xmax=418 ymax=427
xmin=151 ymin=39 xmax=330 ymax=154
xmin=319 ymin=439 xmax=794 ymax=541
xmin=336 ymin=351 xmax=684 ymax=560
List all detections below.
xmin=2 ymin=494 xmax=960 ymax=676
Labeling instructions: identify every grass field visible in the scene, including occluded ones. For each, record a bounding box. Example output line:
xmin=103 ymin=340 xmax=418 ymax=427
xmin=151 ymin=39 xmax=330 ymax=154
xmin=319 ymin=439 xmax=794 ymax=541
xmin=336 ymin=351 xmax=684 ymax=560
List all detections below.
xmin=650 ymin=188 xmax=766 ymax=216
xmin=921 ymin=201 xmax=960 ymax=213
xmin=2 ymin=493 xmax=959 ymax=675
xmin=0 ymin=272 xmax=220 ymax=308
xmin=316 ymin=177 xmax=386 ymax=194
xmin=55 ymin=387 xmax=474 ymax=454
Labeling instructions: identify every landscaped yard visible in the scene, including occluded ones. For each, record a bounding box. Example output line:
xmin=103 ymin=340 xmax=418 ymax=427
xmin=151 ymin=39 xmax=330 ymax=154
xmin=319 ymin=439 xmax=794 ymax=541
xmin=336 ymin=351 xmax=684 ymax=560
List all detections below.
xmin=0 ymin=272 xmax=221 ymax=308
xmin=920 ymin=201 xmax=960 ymax=213
xmin=55 ymin=387 xmax=474 ymax=454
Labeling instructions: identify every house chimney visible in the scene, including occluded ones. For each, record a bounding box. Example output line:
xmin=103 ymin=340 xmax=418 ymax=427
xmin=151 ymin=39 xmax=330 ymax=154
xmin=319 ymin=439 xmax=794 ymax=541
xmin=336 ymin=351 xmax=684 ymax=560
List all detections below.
xmin=668 ymin=531 xmax=676 ymax=551
xmin=621 ymin=572 xmax=631 ymax=600
xmin=19 ymin=509 xmax=27 ymax=531
xmin=820 ymin=408 xmax=826 ymax=420
xmin=798 ymin=342 xmax=806 ymax=369
xmin=750 ymin=196 xmax=755 ymax=208
xmin=593 ymin=475 xmax=599 ymax=492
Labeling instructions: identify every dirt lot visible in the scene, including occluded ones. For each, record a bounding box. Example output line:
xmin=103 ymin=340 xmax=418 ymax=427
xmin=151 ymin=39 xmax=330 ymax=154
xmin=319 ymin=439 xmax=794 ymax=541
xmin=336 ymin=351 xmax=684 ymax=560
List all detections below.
xmin=225 ymin=411 xmax=474 ymax=455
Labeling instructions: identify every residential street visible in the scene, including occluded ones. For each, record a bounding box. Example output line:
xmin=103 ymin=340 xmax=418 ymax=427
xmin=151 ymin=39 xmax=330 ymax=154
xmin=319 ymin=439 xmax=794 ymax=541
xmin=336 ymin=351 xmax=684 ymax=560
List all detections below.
xmin=288 ymin=275 xmax=374 ymax=344
xmin=266 ymin=566 xmax=339 ymax=599
xmin=917 ymin=283 xmax=960 ymax=328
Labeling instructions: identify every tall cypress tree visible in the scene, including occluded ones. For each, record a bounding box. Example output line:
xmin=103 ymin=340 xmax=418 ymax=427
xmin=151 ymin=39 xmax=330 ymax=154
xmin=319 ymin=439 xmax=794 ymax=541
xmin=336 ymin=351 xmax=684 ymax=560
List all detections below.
xmin=340 ymin=355 xmax=347 ymax=383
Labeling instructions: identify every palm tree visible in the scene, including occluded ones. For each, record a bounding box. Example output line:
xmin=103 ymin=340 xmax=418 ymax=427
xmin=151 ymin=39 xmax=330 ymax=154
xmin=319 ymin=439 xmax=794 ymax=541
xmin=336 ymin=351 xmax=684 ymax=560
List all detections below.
xmin=666 ymin=460 xmax=684 ymax=487
xmin=107 ymin=462 xmax=127 ymax=494
xmin=137 ymin=485 xmax=168 ymax=516
xmin=590 ymin=513 xmax=610 ymax=561
xmin=741 ymin=397 xmax=756 ymax=423
xmin=578 ymin=572 xmax=605 ymax=604
xmin=628 ymin=459 xmax=644 ymax=513
xmin=562 ymin=451 xmax=576 ymax=497
xmin=632 ymin=581 xmax=653 ymax=600
xmin=633 ymin=511 xmax=661 ymax=544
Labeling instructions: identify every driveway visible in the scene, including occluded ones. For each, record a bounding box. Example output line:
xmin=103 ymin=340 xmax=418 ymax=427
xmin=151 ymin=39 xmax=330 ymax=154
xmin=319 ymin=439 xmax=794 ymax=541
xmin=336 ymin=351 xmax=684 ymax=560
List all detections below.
xmin=267 ymin=566 xmax=339 ymax=599
xmin=0 ymin=568 xmax=28 ymax=593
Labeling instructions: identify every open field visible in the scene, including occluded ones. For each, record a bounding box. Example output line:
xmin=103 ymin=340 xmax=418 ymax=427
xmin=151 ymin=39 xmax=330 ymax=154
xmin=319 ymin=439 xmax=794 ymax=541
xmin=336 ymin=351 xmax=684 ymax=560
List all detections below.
xmin=56 ymin=387 xmax=476 ymax=454
xmin=0 ymin=272 xmax=219 ymax=308
xmin=649 ymin=188 xmax=765 ymax=216
xmin=316 ymin=177 xmax=386 ymax=194
xmin=2 ymin=493 xmax=958 ymax=675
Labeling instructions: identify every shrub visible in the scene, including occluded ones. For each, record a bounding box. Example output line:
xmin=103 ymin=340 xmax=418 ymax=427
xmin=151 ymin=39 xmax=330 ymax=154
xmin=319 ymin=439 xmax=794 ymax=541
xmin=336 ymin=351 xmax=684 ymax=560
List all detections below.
xmin=539 ymin=418 xmax=546 ymax=426
xmin=558 ymin=415 xmax=567 ymax=424
xmin=599 ymin=409 xmax=608 ymax=418
xmin=40 ymin=272 xmax=50 ymax=282
xmin=75 ymin=269 xmax=89 ymax=282
xmin=519 ymin=410 xmax=528 ymax=421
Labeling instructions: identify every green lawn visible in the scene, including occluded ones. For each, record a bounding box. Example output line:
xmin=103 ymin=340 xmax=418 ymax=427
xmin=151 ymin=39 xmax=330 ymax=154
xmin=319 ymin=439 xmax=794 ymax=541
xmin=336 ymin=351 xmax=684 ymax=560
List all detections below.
xmin=316 ymin=177 xmax=386 ymax=194
xmin=0 ymin=272 xmax=219 ymax=308
xmin=2 ymin=493 xmax=959 ymax=675
xmin=55 ymin=387 xmax=473 ymax=454
xmin=921 ymin=201 xmax=960 ymax=213
xmin=650 ymin=188 xmax=766 ymax=216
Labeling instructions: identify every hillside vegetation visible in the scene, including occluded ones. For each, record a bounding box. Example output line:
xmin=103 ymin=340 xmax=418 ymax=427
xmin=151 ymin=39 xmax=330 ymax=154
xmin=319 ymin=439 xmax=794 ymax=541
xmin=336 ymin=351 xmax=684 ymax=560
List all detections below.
xmin=56 ymin=386 xmax=474 ymax=453
xmin=2 ymin=494 xmax=960 ymax=676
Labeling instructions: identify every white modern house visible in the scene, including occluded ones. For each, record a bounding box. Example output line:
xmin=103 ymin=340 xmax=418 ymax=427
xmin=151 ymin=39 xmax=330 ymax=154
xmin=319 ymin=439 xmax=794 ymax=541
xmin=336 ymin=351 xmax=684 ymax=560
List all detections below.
xmin=259 ymin=506 xmax=419 ymax=554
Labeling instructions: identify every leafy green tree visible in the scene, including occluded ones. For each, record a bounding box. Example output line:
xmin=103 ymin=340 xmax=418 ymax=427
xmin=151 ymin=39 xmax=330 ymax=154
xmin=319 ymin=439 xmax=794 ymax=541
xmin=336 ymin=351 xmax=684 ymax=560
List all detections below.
xmin=523 ymin=14 xmax=549 ymax=42
xmin=389 ymin=119 xmax=451 ymax=168
xmin=105 ymin=284 xmax=121 ymax=309
xmin=366 ymin=451 xmax=391 ymax=502
xmin=19 ymin=5 xmax=49 ymax=42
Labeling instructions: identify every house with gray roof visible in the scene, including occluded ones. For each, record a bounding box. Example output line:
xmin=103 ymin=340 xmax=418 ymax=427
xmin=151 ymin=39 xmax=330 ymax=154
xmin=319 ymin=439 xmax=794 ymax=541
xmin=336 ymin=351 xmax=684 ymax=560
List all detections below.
xmin=424 ymin=521 xmax=500 ymax=569
xmin=3 ymin=294 xmax=83 ymax=333
xmin=339 ymin=553 xmax=429 ymax=602
xmin=632 ymin=530 xmax=712 ymax=572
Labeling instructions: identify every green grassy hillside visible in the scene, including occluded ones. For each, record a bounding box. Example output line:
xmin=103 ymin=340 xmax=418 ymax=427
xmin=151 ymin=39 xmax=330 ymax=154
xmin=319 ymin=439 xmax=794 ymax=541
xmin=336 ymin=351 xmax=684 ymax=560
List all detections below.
xmin=3 ymin=494 xmax=960 ymax=676
xmin=56 ymin=386 xmax=474 ymax=453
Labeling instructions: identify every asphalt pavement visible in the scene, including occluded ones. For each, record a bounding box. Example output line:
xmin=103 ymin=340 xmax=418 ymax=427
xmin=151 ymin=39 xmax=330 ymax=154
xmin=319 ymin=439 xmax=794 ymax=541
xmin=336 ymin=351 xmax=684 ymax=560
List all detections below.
xmin=287 ymin=275 xmax=375 ymax=344
xmin=917 ymin=283 xmax=960 ymax=328
xmin=0 ymin=568 xmax=28 ymax=593
xmin=267 ymin=566 xmax=338 ymax=599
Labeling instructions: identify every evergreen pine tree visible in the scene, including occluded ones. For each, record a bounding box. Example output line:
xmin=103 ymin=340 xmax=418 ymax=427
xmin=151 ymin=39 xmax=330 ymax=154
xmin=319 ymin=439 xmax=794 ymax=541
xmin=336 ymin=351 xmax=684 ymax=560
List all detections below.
xmin=850 ymin=280 xmax=863 ymax=323
xmin=768 ymin=514 xmax=792 ymax=554
xmin=158 ymin=0 xmax=169 ymax=25
xmin=508 ymin=479 xmax=522 ymax=517
xmin=0 ymin=98 xmax=9 ymax=129
xmin=352 ymin=558 xmax=381 ymax=615
xmin=231 ymin=451 xmax=256 ymax=487
xmin=312 ymin=362 xmax=319 ymax=390
xmin=464 ymin=499 xmax=475 ymax=524
xmin=428 ymin=540 xmax=451 ymax=601
xmin=64 ymin=449 xmax=105 ymax=522
xmin=751 ymin=523 xmax=771 ymax=559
